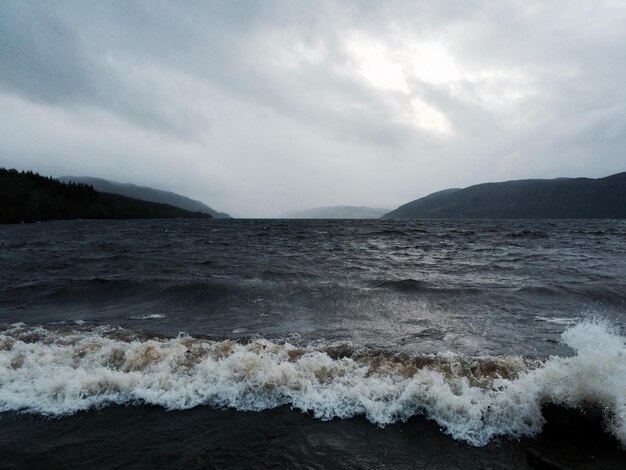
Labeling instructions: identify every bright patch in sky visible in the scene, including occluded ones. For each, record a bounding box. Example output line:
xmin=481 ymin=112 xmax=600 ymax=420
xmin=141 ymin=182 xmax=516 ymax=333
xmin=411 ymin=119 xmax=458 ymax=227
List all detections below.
xmin=409 ymin=97 xmax=452 ymax=134
xmin=347 ymin=36 xmax=455 ymax=133
xmin=411 ymin=43 xmax=461 ymax=84
xmin=348 ymin=39 xmax=410 ymax=93
xmin=348 ymin=37 xmax=463 ymax=91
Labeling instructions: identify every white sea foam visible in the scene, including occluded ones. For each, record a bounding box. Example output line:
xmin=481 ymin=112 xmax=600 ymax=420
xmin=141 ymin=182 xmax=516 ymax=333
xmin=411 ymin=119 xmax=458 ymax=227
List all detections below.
xmin=535 ymin=316 xmax=578 ymax=326
xmin=0 ymin=320 xmax=623 ymax=447
xmin=128 ymin=314 xmax=166 ymax=320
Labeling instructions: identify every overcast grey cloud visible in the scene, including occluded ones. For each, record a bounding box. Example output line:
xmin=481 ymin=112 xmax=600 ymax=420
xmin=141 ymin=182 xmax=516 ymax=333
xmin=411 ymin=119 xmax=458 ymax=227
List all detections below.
xmin=1 ymin=0 xmax=625 ymax=216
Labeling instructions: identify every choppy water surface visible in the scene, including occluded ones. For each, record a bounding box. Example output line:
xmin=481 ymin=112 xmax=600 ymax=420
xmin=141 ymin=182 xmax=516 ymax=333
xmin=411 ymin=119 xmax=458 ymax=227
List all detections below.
xmin=0 ymin=219 xmax=625 ymax=465
xmin=2 ymin=219 xmax=624 ymax=355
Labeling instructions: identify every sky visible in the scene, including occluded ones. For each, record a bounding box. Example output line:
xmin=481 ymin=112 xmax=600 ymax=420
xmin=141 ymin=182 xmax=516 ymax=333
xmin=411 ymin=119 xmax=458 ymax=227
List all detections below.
xmin=1 ymin=1 xmax=625 ymax=217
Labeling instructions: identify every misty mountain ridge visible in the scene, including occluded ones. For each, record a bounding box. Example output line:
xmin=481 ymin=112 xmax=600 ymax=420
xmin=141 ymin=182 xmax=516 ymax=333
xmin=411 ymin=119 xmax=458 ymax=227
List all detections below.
xmin=59 ymin=176 xmax=231 ymax=218
xmin=383 ymin=172 xmax=626 ymax=219
xmin=284 ymin=206 xmax=390 ymax=219
xmin=1 ymin=169 xmax=212 ymax=223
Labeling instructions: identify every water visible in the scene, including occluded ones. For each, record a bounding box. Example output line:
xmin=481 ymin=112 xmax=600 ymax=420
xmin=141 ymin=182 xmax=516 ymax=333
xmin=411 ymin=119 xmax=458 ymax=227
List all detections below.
xmin=1 ymin=219 xmax=625 ymax=468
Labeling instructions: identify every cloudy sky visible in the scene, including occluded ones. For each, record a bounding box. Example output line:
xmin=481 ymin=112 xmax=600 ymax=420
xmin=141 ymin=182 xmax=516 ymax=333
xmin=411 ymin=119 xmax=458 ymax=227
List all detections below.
xmin=1 ymin=1 xmax=625 ymax=216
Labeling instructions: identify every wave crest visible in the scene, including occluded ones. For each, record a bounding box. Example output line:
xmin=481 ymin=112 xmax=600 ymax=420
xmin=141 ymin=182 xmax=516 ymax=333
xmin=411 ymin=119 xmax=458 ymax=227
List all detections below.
xmin=0 ymin=320 xmax=624 ymax=447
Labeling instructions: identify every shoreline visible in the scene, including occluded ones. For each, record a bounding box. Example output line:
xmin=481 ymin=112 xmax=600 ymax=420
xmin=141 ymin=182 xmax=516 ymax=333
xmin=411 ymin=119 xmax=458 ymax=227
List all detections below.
xmin=0 ymin=405 xmax=622 ymax=469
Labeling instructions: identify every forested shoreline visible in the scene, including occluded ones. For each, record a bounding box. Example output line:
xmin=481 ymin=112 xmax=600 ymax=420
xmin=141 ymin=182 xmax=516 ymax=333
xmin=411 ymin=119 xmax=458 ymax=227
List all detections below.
xmin=0 ymin=169 xmax=211 ymax=223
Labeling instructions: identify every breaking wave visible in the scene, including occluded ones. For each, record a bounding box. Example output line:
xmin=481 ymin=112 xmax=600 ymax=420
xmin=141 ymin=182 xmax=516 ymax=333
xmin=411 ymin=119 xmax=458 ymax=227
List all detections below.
xmin=0 ymin=320 xmax=624 ymax=447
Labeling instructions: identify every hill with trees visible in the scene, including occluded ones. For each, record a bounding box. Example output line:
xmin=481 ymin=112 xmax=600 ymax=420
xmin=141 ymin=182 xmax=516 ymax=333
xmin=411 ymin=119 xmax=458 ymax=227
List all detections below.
xmin=382 ymin=172 xmax=626 ymax=219
xmin=0 ymin=169 xmax=212 ymax=223
xmin=59 ymin=176 xmax=230 ymax=218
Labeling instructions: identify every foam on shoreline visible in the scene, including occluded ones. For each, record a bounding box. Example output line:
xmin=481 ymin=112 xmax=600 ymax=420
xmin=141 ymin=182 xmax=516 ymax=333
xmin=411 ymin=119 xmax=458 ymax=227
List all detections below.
xmin=0 ymin=319 xmax=623 ymax=447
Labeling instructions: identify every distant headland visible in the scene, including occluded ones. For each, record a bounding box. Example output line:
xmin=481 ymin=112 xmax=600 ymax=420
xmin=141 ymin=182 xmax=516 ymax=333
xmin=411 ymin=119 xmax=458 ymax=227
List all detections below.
xmin=382 ymin=172 xmax=626 ymax=219
xmin=58 ymin=176 xmax=231 ymax=219
xmin=283 ymin=206 xmax=390 ymax=219
xmin=0 ymin=169 xmax=212 ymax=223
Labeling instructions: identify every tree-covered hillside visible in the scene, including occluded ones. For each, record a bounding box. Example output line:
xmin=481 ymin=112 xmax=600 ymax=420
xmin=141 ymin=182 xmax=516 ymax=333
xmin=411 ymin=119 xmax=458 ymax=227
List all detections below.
xmin=0 ymin=169 xmax=212 ymax=223
xmin=59 ymin=176 xmax=231 ymax=218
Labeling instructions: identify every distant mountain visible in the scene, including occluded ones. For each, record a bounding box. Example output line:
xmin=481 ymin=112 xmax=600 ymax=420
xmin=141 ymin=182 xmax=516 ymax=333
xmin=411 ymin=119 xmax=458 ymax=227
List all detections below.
xmin=382 ymin=172 xmax=626 ymax=219
xmin=59 ymin=176 xmax=231 ymax=218
xmin=284 ymin=206 xmax=390 ymax=219
xmin=1 ymin=168 xmax=211 ymax=223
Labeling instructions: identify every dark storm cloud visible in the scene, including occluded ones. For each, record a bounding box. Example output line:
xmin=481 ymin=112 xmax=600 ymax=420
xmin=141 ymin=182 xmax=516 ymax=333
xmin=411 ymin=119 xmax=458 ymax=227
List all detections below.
xmin=1 ymin=1 xmax=625 ymax=216
xmin=0 ymin=1 xmax=443 ymax=142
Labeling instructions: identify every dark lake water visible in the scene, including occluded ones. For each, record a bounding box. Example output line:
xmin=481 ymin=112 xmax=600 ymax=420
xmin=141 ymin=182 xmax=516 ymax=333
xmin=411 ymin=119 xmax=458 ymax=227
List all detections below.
xmin=1 ymin=219 xmax=625 ymax=468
